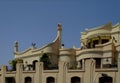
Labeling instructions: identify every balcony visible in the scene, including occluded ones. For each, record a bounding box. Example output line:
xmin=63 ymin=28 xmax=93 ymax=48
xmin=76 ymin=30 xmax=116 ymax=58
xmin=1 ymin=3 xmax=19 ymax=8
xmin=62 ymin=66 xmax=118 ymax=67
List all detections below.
xmin=95 ymin=63 xmax=118 ymax=72
xmin=77 ymin=48 xmax=103 ymax=61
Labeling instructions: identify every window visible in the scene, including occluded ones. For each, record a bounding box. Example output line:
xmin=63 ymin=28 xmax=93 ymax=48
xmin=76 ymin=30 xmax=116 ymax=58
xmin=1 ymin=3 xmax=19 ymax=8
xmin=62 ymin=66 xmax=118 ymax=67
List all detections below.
xmin=5 ymin=77 xmax=15 ymax=83
xmin=99 ymin=76 xmax=113 ymax=83
xmin=25 ymin=77 xmax=32 ymax=83
xmin=32 ymin=60 xmax=38 ymax=70
xmin=47 ymin=77 xmax=55 ymax=83
xmin=71 ymin=76 xmax=80 ymax=83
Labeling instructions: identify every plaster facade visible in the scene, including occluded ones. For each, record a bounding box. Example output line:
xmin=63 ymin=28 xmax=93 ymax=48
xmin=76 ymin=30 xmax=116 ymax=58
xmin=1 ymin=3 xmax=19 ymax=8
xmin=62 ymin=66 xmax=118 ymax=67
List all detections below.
xmin=0 ymin=22 xmax=120 ymax=83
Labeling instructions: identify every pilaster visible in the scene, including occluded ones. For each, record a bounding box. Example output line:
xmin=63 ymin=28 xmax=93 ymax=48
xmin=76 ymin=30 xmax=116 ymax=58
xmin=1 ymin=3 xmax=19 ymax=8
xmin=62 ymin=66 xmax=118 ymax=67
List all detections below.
xmin=34 ymin=62 xmax=43 ymax=83
xmin=1 ymin=65 xmax=7 ymax=83
xmin=58 ymin=61 xmax=68 ymax=83
xmin=118 ymin=51 xmax=120 ymax=83
xmin=84 ymin=59 xmax=95 ymax=83
xmin=16 ymin=63 xmax=23 ymax=83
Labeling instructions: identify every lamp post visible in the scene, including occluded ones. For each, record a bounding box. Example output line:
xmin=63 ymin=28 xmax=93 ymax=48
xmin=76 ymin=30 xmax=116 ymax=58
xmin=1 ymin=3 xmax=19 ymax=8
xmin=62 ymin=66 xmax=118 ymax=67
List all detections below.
xmin=93 ymin=73 xmax=108 ymax=83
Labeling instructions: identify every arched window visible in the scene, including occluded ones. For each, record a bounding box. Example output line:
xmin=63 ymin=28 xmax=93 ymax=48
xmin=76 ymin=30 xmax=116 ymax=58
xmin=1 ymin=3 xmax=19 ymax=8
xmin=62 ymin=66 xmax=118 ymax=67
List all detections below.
xmin=32 ymin=60 xmax=38 ymax=70
xmin=47 ymin=77 xmax=55 ymax=83
xmin=25 ymin=77 xmax=32 ymax=83
xmin=5 ymin=77 xmax=15 ymax=83
xmin=99 ymin=76 xmax=113 ymax=83
xmin=71 ymin=76 xmax=80 ymax=83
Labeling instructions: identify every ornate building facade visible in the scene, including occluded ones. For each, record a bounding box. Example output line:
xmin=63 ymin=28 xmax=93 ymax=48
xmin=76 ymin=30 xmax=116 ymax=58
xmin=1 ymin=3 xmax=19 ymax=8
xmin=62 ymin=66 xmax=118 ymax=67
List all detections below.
xmin=0 ymin=23 xmax=120 ymax=83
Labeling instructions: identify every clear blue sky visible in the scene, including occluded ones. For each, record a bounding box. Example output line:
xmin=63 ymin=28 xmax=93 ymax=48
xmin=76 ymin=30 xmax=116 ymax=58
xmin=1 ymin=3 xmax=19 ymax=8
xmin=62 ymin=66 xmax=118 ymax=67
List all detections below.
xmin=0 ymin=0 xmax=120 ymax=66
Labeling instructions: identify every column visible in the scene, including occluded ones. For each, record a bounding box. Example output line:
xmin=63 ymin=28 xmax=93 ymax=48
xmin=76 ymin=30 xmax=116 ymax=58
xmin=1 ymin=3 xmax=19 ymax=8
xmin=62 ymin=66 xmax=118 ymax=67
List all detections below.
xmin=98 ymin=36 xmax=101 ymax=44
xmin=82 ymin=59 xmax=85 ymax=70
xmin=77 ymin=61 xmax=81 ymax=69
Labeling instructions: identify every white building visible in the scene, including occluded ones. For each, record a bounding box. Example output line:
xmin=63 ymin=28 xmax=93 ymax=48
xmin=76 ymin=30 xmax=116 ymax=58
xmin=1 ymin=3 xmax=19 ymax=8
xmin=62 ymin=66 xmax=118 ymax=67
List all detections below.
xmin=0 ymin=22 xmax=120 ymax=83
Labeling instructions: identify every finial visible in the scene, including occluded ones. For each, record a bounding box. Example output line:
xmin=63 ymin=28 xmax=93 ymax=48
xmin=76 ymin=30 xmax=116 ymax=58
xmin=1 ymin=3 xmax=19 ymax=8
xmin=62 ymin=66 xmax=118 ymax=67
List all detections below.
xmin=57 ymin=23 xmax=62 ymax=49
xmin=15 ymin=41 xmax=18 ymax=44
xmin=31 ymin=43 xmax=36 ymax=49
xmin=14 ymin=40 xmax=18 ymax=52
xmin=57 ymin=23 xmax=62 ymax=31
xmin=61 ymin=44 xmax=64 ymax=48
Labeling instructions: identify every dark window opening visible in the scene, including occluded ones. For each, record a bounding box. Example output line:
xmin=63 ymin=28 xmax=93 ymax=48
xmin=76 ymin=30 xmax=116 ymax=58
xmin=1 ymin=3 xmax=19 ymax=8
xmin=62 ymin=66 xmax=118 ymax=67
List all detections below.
xmin=94 ymin=58 xmax=101 ymax=68
xmin=25 ymin=77 xmax=32 ymax=83
xmin=71 ymin=76 xmax=80 ymax=83
xmin=5 ymin=77 xmax=15 ymax=83
xmin=32 ymin=60 xmax=38 ymax=70
xmin=47 ymin=77 xmax=55 ymax=83
xmin=102 ymin=39 xmax=109 ymax=44
xmin=93 ymin=40 xmax=99 ymax=48
xmin=87 ymin=43 xmax=91 ymax=48
xmin=99 ymin=76 xmax=113 ymax=83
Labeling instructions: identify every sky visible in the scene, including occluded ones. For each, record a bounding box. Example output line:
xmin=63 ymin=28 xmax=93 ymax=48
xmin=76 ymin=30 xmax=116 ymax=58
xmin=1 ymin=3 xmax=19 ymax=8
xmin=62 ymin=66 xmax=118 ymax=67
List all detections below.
xmin=0 ymin=0 xmax=120 ymax=66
